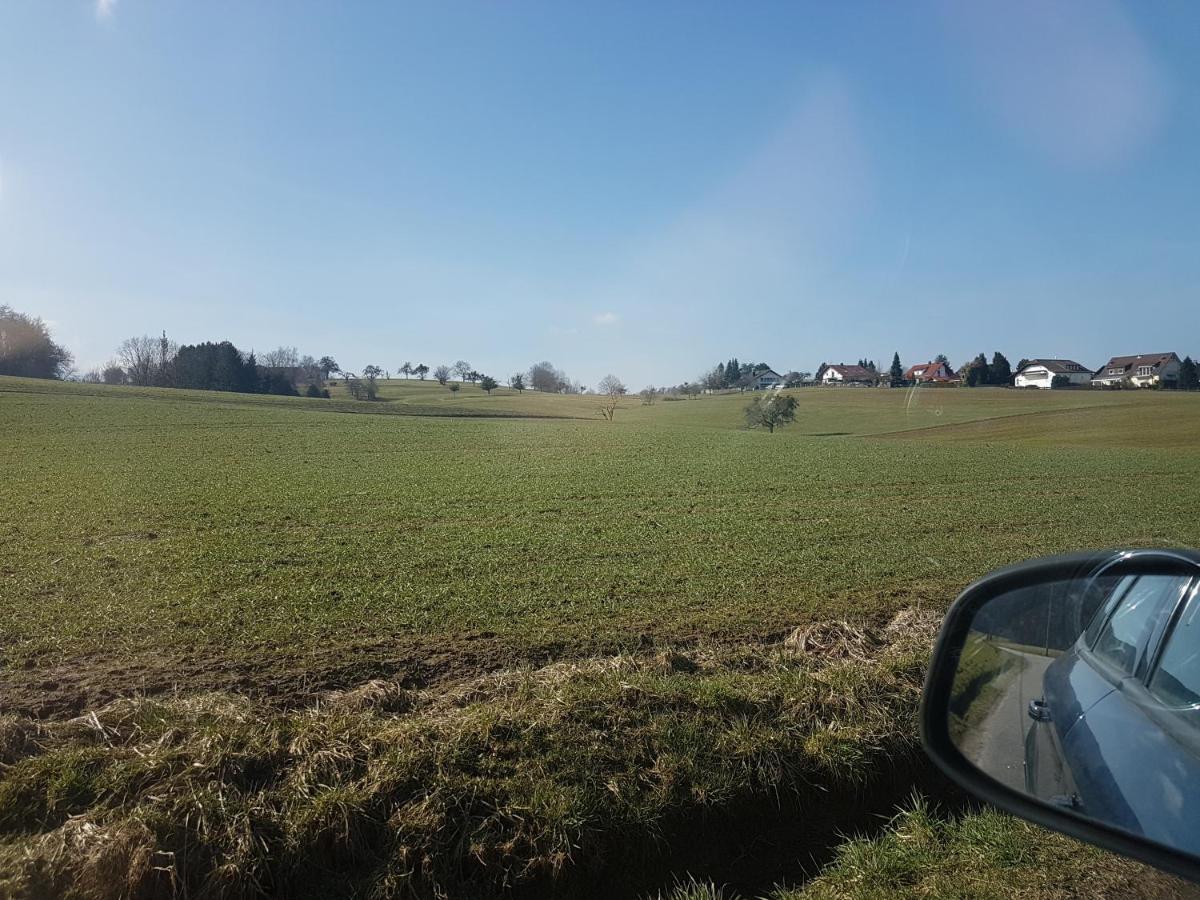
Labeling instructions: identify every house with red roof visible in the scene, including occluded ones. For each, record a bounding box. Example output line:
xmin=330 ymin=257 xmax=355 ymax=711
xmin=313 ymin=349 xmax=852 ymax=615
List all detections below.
xmin=903 ymin=361 xmax=954 ymax=384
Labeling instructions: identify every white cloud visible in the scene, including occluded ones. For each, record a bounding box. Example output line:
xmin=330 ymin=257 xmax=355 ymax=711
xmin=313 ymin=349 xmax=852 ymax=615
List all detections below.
xmin=593 ymin=311 xmax=619 ymax=326
xmin=95 ymin=0 xmax=117 ymax=20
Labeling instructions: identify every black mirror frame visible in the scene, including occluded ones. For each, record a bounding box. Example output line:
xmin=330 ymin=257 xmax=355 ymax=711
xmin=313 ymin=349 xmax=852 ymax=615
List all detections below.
xmin=921 ymin=548 xmax=1200 ymax=884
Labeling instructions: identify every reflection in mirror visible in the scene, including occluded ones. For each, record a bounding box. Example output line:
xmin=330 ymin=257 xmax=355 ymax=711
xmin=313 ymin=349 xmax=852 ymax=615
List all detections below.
xmin=950 ymin=567 xmax=1200 ymax=857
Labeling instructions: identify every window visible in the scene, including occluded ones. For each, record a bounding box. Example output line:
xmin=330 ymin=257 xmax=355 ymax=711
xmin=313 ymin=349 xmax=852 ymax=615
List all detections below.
xmin=1091 ymin=575 xmax=1189 ymax=675
xmin=1149 ymin=582 xmax=1200 ymax=707
xmin=1108 ymin=367 xmax=1124 ymax=375
xmin=1138 ymin=365 xmax=1153 ymax=376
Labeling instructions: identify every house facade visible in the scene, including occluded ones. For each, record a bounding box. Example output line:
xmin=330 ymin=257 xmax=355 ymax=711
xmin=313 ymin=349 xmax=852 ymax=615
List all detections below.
xmin=751 ymin=368 xmax=783 ymax=390
xmin=903 ymin=361 xmax=953 ymax=384
xmin=1013 ymin=359 xmax=1091 ymax=389
xmin=820 ymin=364 xmax=874 ymax=385
xmin=1091 ymin=353 xmax=1181 ymax=388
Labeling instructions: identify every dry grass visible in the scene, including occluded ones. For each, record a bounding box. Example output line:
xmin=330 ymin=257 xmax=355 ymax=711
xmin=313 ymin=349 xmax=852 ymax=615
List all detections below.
xmin=0 ymin=613 xmax=937 ymax=899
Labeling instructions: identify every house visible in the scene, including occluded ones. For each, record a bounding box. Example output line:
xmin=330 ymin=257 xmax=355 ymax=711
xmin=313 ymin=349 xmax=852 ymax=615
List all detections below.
xmin=1013 ymin=359 xmax=1091 ymax=389
xmin=904 ymin=361 xmax=953 ymax=384
xmin=820 ymin=364 xmax=874 ymax=385
xmin=751 ymin=368 xmax=783 ymax=390
xmin=1090 ymin=353 xmax=1181 ymax=388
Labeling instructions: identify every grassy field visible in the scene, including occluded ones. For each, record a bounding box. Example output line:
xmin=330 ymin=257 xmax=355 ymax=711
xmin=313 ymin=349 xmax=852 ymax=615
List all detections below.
xmin=2 ymin=376 xmax=1199 ymax=897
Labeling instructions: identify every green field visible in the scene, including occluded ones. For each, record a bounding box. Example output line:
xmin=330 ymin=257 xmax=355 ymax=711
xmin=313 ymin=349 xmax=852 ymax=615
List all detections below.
xmin=2 ymin=377 xmax=1199 ymax=897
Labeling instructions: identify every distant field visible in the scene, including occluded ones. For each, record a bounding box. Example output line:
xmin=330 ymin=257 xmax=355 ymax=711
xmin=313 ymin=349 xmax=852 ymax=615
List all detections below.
xmin=2 ymin=376 xmax=1199 ymax=898
xmin=3 ymin=376 xmax=1198 ymax=709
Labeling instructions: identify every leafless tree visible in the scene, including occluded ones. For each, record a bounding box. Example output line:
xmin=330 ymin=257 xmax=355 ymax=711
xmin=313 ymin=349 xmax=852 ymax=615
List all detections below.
xmin=529 ymin=361 xmax=567 ymax=393
xmin=117 ymin=335 xmax=161 ymax=386
xmin=640 ymin=386 xmax=657 ymax=405
xmin=453 ymin=360 xmax=472 ymax=382
xmin=509 ymin=372 xmax=526 ymax=392
xmin=434 ymin=364 xmax=451 ymax=385
xmin=597 ymin=374 xmax=626 ymax=422
xmin=261 ymin=346 xmax=300 ymax=368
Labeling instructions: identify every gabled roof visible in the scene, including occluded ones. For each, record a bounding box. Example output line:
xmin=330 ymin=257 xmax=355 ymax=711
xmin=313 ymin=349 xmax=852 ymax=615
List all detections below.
xmin=826 ymin=364 xmax=873 ymax=380
xmin=1016 ymin=359 xmax=1089 ymax=375
xmin=904 ymin=361 xmax=949 ymax=380
xmin=1093 ymin=353 xmax=1180 ymax=378
xmin=754 ymin=368 xmax=782 ymax=379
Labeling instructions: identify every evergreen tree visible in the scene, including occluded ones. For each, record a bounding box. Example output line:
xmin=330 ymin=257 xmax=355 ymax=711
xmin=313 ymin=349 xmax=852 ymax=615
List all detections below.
xmin=964 ymin=353 xmax=989 ymax=387
xmin=1180 ymin=356 xmax=1198 ymax=390
xmin=889 ymin=352 xmax=904 ymax=387
xmin=989 ymin=352 xmax=1013 ymax=385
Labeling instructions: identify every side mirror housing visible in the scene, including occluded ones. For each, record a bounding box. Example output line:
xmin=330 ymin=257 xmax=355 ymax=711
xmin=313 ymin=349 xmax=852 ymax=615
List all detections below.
xmin=922 ymin=549 xmax=1200 ymax=882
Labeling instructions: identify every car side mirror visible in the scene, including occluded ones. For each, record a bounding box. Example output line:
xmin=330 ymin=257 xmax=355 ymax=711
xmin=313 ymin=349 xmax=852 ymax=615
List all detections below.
xmin=922 ymin=549 xmax=1200 ymax=882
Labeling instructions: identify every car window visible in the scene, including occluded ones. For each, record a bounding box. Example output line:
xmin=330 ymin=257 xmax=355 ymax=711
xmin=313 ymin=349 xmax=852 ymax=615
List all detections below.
xmin=1149 ymin=582 xmax=1200 ymax=707
xmin=1091 ymin=575 xmax=1188 ymax=676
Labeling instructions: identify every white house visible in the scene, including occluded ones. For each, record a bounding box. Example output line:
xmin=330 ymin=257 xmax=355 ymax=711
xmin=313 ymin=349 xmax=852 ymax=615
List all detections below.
xmin=1013 ymin=359 xmax=1091 ymax=389
xmin=820 ymin=364 xmax=873 ymax=385
xmin=751 ymin=368 xmax=783 ymax=390
xmin=1091 ymin=353 xmax=1181 ymax=388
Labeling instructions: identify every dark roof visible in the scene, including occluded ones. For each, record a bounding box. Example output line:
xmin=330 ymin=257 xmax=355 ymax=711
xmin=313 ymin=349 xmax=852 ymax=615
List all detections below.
xmin=827 ymin=364 xmax=873 ymax=380
xmin=1016 ymin=359 xmax=1089 ymax=375
xmin=754 ymin=368 xmax=782 ymax=379
xmin=1093 ymin=353 xmax=1180 ymax=377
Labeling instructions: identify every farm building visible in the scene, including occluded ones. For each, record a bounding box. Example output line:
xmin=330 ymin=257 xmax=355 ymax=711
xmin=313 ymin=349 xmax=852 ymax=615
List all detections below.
xmin=904 ymin=361 xmax=954 ymax=384
xmin=820 ymin=364 xmax=874 ymax=385
xmin=1090 ymin=353 xmax=1181 ymax=388
xmin=1013 ymin=359 xmax=1091 ymax=389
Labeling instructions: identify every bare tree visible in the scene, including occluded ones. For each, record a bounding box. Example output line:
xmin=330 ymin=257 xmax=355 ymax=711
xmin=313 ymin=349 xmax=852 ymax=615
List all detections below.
xmin=509 ymin=372 xmax=526 ymax=392
xmin=453 ymin=360 xmax=472 ymax=382
xmin=597 ymin=374 xmax=626 ymax=422
xmin=640 ymin=386 xmax=657 ymax=405
xmin=744 ymin=394 xmax=798 ymax=433
xmin=261 ymin=346 xmax=300 ymax=368
xmin=117 ymin=335 xmax=161 ymax=386
xmin=529 ymin=361 xmax=567 ymax=393
xmin=434 ymin=364 xmax=451 ymax=385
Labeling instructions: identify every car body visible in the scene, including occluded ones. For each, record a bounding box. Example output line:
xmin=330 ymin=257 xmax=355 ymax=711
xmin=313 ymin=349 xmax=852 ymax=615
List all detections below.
xmin=1027 ymin=571 xmax=1200 ymax=853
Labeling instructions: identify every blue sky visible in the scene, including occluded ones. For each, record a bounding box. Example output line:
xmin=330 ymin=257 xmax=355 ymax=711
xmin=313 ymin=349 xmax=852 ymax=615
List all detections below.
xmin=1 ymin=1 xmax=1197 ymax=387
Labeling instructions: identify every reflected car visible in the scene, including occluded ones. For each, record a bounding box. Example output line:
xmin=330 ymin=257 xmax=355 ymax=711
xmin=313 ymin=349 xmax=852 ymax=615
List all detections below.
xmin=1026 ymin=572 xmax=1200 ymax=853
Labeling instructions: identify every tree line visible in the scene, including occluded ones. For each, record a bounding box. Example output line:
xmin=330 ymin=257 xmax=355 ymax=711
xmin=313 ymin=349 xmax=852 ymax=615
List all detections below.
xmin=4 ymin=305 xmax=1198 ymax=395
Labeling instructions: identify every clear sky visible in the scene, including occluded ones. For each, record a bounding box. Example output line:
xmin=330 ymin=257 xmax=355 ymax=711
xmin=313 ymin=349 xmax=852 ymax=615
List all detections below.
xmin=1 ymin=1 xmax=1197 ymax=387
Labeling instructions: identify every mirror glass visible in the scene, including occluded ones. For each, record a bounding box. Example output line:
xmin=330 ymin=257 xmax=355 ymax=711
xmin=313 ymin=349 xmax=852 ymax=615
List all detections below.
xmin=949 ymin=563 xmax=1200 ymax=857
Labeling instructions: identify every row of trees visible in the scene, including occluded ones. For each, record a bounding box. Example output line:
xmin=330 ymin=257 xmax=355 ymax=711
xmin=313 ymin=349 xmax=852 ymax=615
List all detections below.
xmin=89 ymin=334 xmax=340 ymax=396
xmin=696 ymin=359 xmax=812 ymax=392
